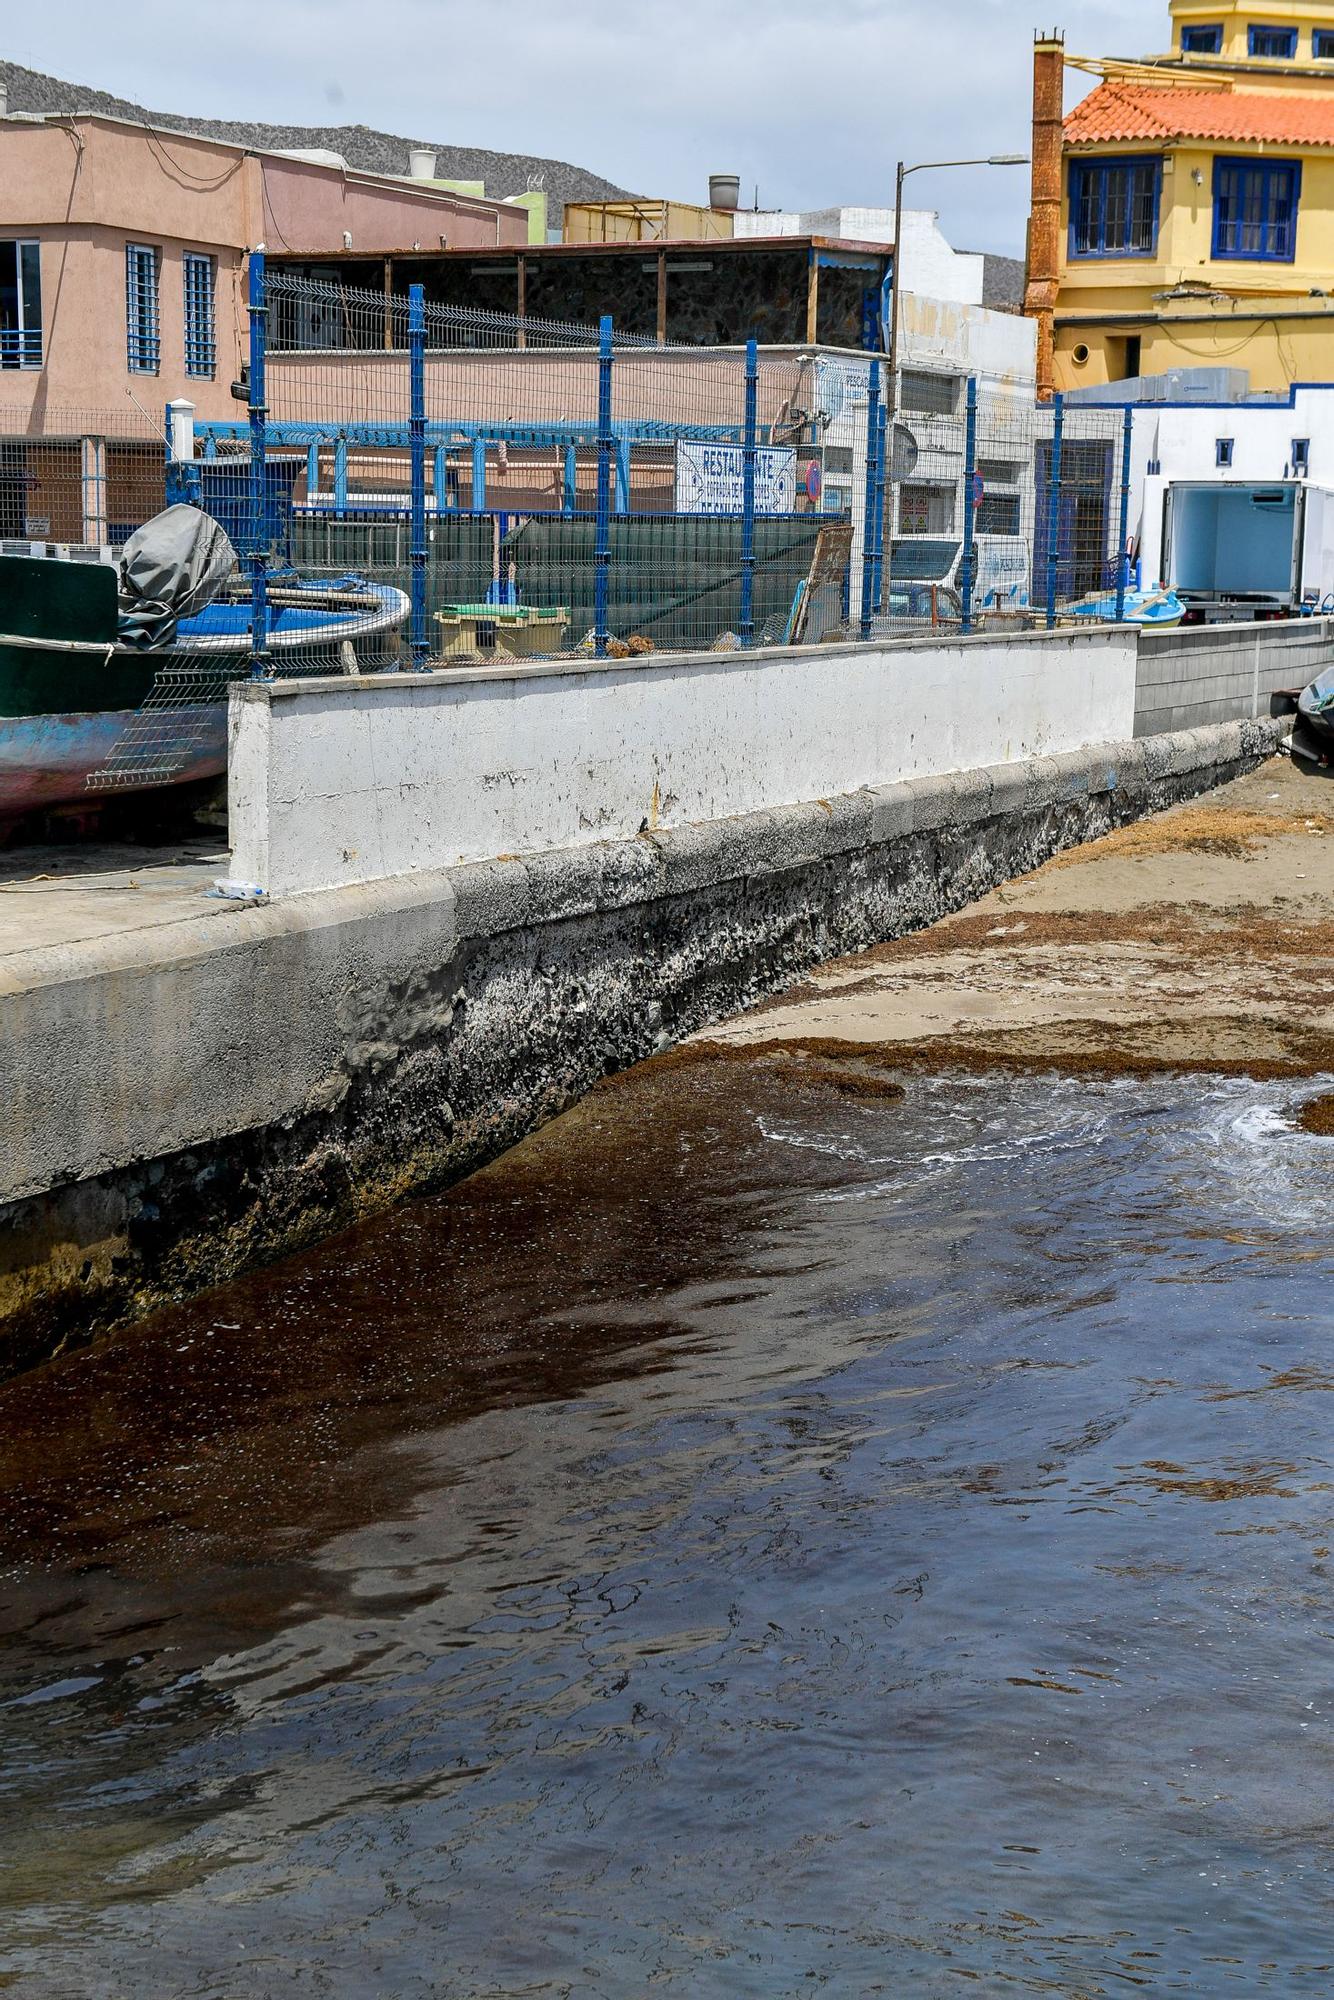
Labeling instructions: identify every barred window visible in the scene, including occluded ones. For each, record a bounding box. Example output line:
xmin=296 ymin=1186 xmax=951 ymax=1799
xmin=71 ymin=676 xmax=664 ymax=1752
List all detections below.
xmin=126 ymin=244 xmax=161 ymax=374
xmin=978 ymin=493 xmax=1022 ymax=535
xmin=184 ymin=252 xmax=216 ymax=379
xmin=899 ymin=371 xmax=960 ymax=417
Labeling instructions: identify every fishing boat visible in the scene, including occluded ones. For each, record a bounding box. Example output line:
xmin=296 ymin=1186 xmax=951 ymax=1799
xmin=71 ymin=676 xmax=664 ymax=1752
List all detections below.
xmin=1293 ymin=665 xmax=1334 ymax=764
xmin=0 ymin=515 xmax=409 ymax=820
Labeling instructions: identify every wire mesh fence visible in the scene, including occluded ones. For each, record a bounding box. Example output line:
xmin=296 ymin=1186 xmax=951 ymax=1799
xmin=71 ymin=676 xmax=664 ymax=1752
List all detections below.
xmin=859 ymin=376 xmax=1131 ymax=640
xmin=0 ymin=412 xmax=167 ymax=554
xmin=229 ymin=265 xmax=860 ymax=674
xmin=0 ymin=256 xmax=1149 ymax=809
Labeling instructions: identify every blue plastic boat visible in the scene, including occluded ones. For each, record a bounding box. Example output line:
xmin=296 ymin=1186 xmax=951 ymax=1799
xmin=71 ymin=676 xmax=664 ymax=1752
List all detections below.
xmin=1067 ymin=588 xmax=1186 ymax=629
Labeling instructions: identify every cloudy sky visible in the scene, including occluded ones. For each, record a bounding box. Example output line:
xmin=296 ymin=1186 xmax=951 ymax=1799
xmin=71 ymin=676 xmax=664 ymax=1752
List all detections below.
xmin=10 ymin=0 xmax=1170 ymax=255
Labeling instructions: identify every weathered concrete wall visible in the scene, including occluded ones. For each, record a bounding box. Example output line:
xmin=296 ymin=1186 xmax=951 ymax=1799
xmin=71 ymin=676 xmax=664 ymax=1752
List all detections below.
xmin=230 ymin=627 xmax=1139 ymax=899
xmin=1135 ymin=618 xmax=1329 ymax=737
xmin=0 ymin=714 xmax=1279 ymax=1378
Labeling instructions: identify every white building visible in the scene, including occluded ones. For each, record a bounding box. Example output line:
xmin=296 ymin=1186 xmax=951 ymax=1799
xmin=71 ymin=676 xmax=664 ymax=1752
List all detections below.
xmin=1080 ymin=381 xmax=1334 ymax=598
xmin=734 ymin=206 xmax=987 ymax=308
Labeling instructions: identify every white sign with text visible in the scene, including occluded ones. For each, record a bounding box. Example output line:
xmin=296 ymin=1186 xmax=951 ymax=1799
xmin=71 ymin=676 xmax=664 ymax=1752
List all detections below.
xmin=674 ymin=441 xmax=797 ymax=516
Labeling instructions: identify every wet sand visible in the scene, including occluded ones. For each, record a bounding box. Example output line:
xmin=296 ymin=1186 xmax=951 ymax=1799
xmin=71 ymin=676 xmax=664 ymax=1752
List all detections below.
xmin=688 ymin=757 xmax=1334 ymax=1082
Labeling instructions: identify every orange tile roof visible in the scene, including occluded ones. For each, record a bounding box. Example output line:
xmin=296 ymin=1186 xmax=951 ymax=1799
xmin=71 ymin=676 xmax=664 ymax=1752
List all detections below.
xmin=1066 ymin=80 xmax=1334 ymax=149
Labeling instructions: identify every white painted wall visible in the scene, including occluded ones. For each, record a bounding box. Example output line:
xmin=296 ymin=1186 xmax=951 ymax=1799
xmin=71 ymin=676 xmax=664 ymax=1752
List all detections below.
xmin=735 ymin=206 xmax=986 ymax=307
xmin=897 ymin=292 xmax=1037 ymax=398
xmin=228 ymin=630 xmax=1139 ymax=899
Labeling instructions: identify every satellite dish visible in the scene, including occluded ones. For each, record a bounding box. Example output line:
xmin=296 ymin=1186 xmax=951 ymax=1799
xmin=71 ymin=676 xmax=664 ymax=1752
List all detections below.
xmin=890 ymin=423 xmax=919 ymax=481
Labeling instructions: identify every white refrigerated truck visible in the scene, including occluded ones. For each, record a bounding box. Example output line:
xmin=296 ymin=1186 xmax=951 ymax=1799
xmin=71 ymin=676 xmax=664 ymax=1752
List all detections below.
xmin=1156 ymin=479 xmax=1334 ymax=623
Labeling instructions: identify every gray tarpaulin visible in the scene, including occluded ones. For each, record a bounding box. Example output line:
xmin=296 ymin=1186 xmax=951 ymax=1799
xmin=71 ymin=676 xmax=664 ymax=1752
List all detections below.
xmin=117 ymin=505 xmax=237 ymax=651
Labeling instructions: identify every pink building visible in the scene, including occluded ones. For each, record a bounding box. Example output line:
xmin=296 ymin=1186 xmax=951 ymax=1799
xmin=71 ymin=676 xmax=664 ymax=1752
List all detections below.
xmin=0 ymin=111 xmax=528 ymax=434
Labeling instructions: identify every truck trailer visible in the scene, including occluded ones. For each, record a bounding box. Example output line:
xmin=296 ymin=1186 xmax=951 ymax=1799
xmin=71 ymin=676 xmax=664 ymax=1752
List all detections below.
xmin=1158 ymin=479 xmax=1334 ymax=623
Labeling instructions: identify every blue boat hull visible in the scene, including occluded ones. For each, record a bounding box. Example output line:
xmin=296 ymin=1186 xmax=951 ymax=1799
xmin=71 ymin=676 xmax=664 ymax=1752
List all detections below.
xmin=0 ymin=708 xmax=226 ymax=819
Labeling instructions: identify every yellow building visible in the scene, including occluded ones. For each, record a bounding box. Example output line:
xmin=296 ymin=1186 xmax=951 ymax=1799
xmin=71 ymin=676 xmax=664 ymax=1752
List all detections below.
xmin=1026 ymin=1 xmax=1334 ymax=394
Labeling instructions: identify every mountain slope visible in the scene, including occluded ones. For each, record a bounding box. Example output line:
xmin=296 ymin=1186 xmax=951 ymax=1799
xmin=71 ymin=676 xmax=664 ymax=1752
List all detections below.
xmin=0 ymin=60 xmax=631 ymax=214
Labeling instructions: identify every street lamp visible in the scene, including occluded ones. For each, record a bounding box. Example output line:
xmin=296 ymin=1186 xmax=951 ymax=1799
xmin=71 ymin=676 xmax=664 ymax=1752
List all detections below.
xmin=886 ymin=154 xmax=1029 ymax=417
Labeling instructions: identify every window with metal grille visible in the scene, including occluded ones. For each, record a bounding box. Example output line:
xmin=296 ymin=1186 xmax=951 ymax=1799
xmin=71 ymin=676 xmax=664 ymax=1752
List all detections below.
xmin=899 ymin=371 xmax=959 ymax=416
xmin=0 ymin=241 xmax=42 ymax=369
xmin=1315 ymin=28 xmax=1334 ymax=56
xmin=1248 ymin=24 xmax=1297 ymax=57
xmin=977 ymin=459 xmax=1022 ymax=486
xmin=126 ymin=243 xmax=161 ymax=373
xmin=1212 ymin=158 xmax=1300 ymax=260
xmin=1070 ymin=157 xmax=1161 ymax=257
xmin=898 ymin=483 xmax=955 ymax=535
xmin=1181 ymin=23 xmax=1223 ymax=51
xmin=183 ymin=252 xmax=216 ymax=378
xmin=977 ymin=493 xmax=1022 ymax=535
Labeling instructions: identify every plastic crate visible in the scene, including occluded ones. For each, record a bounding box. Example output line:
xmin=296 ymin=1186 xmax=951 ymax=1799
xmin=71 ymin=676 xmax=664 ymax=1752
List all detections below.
xmin=434 ymin=603 xmax=569 ymax=661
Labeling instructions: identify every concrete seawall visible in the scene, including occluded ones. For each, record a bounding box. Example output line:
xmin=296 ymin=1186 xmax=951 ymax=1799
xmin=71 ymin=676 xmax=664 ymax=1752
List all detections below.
xmin=0 ymin=713 xmax=1280 ymax=1378
xmin=227 ymin=627 xmax=1140 ymax=898
xmin=1135 ymin=617 xmax=1331 ymax=737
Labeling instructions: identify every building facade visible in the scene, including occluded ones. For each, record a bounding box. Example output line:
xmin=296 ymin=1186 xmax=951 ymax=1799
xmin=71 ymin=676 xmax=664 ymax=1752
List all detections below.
xmin=1026 ymin=1 xmax=1334 ymax=396
xmin=0 ymin=112 xmax=527 ymax=432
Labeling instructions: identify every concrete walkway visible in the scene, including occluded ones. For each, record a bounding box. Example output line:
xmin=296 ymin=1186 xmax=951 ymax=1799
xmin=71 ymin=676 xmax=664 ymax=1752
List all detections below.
xmin=0 ymin=838 xmax=227 ymax=960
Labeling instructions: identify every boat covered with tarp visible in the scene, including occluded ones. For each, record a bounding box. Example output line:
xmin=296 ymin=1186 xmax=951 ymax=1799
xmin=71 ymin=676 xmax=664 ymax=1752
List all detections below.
xmin=1294 ymin=664 xmax=1334 ymax=764
xmin=0 ymin=506 xmax=408 ymax=818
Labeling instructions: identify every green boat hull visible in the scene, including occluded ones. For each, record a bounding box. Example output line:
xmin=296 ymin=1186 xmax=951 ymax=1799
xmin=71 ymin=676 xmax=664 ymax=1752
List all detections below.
xmin=0 ymin=639 xmax=159 ymax=719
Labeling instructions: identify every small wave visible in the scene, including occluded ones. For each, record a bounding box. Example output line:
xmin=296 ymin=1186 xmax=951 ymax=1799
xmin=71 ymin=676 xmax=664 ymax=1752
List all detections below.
xmin=1196 ymin=1078 xmax=1334 ymax=1232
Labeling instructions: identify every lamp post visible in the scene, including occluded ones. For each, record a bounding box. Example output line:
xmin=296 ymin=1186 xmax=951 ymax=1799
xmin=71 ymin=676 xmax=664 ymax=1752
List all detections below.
xmin=886 ymin=154 xmax=1029 ymax=419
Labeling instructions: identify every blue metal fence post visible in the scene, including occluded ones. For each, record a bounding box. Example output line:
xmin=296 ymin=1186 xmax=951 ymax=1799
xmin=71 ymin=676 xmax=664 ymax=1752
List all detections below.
xmin=1115 ymin=404 xmax=1133 ymax=623
xmin=594 ymin=314 xmax=614 ymax=659
xmin=872 ymin=403 xmax=888 ymax=613
xmin=961 ymin=376 xmax=978 ymax=634
xmin=247 ymin=249 xmax=269 ymax=678
xmin=859 ymin=358 xmax=881 ymax=641
xmin=740 ymin=337 xmax=759 ymax=647
xmin=408 ymin=283 xmax=429 ymax=668
xmin=1045 ymin=390 xmax=1065 ymax=631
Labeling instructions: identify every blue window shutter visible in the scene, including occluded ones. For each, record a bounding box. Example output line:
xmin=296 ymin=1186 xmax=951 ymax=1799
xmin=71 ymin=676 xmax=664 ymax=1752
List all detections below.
xmin=1211 ymin=158 xmax=1301 ymax=262
xmin=1069 ymin=157 xmax=1161 ymax=258
xmin=1248 ymin=24 xmax=1298 ymax=57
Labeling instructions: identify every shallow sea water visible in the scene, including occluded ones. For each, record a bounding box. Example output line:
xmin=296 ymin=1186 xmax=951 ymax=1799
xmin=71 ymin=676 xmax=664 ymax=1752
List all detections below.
xmin=0 ymin=1055 xmax=1331 ymax=1997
